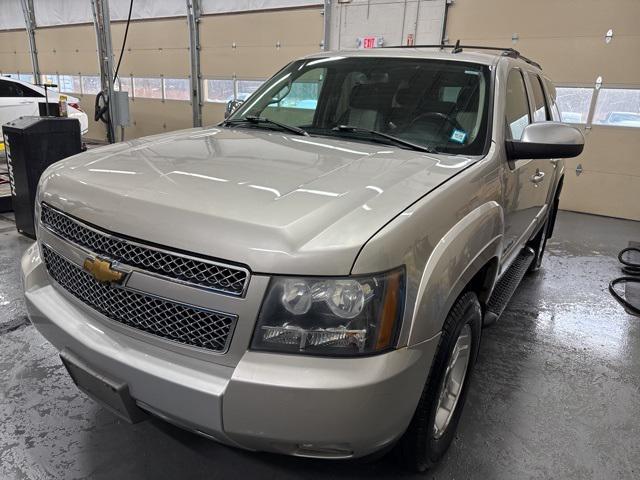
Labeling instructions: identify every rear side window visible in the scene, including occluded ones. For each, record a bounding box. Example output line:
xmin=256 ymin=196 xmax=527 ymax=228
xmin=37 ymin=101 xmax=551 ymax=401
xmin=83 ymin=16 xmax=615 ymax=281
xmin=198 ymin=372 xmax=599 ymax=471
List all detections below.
xmin=542 ymin=77 xmax=561 ymax=121
xmin=528 ymin=73 xmax=549 ymax=122
xmin=0 ymin=80 xmax=43 ymax=98
xmin=505 ymin=70 xmax=530 ymax=140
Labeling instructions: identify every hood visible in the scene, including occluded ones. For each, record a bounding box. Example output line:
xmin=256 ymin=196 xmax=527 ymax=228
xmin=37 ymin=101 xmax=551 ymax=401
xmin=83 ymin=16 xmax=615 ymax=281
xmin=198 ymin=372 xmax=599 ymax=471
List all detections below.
xmin=40 ymin=127 xmax=475 ymax=275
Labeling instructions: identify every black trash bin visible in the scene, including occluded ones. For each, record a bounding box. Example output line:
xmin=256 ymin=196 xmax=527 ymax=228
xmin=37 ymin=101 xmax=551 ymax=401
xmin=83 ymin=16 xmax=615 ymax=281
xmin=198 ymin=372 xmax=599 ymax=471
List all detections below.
xmin=2 ymin=116 xmax=82 ymax=238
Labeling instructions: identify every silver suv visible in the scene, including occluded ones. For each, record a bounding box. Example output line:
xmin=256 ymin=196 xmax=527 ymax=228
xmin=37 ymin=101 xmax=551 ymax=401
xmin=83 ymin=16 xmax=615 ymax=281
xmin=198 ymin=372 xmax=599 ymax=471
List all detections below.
xmin=22 ymin=46 xmax=584 ymax=471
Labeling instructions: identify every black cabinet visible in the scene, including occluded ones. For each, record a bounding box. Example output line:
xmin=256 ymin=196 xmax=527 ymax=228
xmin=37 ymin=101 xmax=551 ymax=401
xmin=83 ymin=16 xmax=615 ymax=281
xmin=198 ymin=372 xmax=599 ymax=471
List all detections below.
xmin=2 ymin=117 xmax=82 ymax=238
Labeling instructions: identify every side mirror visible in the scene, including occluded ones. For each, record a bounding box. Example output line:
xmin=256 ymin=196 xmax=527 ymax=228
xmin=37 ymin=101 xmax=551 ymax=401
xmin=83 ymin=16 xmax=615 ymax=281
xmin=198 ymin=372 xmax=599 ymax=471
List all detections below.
xmin=506 ymin=122 xmax=585 ymax=160
xmin=224 ymin=99 xmax=244 ymax=119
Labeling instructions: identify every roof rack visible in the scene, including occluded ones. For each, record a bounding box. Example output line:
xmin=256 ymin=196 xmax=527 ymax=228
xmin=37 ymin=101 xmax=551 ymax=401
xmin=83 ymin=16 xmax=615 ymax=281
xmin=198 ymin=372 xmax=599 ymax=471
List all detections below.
xmin=382 ymin=40 xmax=542 ymax=70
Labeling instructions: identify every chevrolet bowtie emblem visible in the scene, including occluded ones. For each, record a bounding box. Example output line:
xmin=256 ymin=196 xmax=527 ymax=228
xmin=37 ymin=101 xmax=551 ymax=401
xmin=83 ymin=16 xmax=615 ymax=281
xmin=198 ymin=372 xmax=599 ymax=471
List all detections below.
xmin=83 ymin=257 xmax=126 ymax=284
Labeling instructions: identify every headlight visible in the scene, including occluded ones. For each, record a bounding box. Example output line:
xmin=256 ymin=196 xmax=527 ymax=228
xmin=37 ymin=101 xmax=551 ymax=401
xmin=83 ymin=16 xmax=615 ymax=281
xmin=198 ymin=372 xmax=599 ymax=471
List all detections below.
xmin=252 ymin=268 xmax=405 ymax=356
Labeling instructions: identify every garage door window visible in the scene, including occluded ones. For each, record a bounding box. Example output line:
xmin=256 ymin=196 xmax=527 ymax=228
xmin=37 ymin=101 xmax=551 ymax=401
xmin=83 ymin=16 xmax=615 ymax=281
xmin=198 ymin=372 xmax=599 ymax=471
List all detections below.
xmin=505 ymin=69 xmax=530 ymax=140
xmin=555 ymin=87 xmax=593 ymax=124
xmin=164 ymin=78 xmax=190 ymax=101
xmin=114 ymin=76 xmax=132 ymax=93
xmin=205 ymin=79 xmax=234 ymax=103
xmin=133 ymin=78 xmax=162 ymax=99
xmin=82 ymin=76 xmax=101 ymax=95
xmin=592 ymin=88 xmax=640 ymax=128
xmin=59 ymin=75 xmax=81 ymax=94
xmin=41 ymin=74 xmax=59 ymax=91
xmin=237 ymin=80 xmax=264 ymax=101
xmin=19 ymin=73 xmax=34 ymax=84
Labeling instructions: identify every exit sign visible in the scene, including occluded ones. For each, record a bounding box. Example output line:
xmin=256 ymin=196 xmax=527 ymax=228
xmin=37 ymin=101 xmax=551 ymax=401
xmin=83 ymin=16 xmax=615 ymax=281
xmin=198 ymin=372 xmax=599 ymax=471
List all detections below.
xmin=357 ymin=36 xmax=384 ymax=49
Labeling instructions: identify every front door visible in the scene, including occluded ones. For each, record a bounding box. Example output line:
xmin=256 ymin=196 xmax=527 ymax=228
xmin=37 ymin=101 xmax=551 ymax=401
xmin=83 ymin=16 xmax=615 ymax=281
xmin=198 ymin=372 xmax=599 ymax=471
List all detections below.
xmin=501 ymin=68 xmax=551 ymax=265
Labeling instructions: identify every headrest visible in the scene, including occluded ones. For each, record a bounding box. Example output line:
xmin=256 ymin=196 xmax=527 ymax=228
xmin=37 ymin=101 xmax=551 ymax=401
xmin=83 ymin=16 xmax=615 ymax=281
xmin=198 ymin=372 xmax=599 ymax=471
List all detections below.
xmin=349 ymin=83 xmax=394 ymax=110
xmin=395 ymin=86 xmax=420 ymax=107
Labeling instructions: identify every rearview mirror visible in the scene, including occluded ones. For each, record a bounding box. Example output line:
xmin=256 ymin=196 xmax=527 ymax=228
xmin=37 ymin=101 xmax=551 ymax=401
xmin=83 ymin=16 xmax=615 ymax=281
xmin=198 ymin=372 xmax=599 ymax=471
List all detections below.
xmin=224 ymin=99 xmax=244 ymax=119
xmin=506 ymin=122 xmax=584 ymax=160
xmin=268 ymin=83 xmax=291 ymax=105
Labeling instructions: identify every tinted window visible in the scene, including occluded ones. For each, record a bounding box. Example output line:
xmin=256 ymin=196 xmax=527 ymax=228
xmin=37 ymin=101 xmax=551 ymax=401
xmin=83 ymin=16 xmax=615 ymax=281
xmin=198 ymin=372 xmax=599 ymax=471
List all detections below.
xmin=505 ymin=70 xmax=530 ymax=140
xmin=543 ymin=77 xmax=561 ymax=121
xmin=0 ymin=79 xmax=43 ymax=98
xmin=528 ymin=74 xmax=549 ymax=122
xmin=231 ymin=57 xmax=491 ymax=155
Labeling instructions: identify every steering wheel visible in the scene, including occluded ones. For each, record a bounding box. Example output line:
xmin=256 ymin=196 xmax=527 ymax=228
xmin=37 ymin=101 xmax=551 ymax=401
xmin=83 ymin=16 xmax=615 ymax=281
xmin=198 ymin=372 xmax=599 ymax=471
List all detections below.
xmin=407 ymin=111 xmax=463 ymax=134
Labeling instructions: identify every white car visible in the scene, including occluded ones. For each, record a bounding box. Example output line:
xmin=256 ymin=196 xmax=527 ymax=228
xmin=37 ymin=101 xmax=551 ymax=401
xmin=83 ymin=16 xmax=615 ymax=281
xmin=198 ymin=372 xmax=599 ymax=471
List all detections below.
xmin=0 ymin=76 xmax=89 ymax=137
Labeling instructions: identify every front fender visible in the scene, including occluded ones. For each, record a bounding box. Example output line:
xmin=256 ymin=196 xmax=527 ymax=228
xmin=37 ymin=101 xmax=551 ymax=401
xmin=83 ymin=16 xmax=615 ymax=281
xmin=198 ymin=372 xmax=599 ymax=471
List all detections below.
xmin=408 ymin=201 xmax=503 ymax=345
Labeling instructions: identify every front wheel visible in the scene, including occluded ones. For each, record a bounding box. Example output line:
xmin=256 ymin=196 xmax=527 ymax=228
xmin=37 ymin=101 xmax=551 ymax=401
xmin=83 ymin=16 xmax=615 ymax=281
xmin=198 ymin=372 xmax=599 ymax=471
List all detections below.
xmin=396 ymin=291 xmax=482 ymax=472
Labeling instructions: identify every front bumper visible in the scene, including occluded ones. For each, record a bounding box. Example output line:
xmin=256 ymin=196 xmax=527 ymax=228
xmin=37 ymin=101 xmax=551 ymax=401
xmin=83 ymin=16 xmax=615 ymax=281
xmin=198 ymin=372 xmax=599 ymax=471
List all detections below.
xmin=22 ymin=243 xmax=439 ymax=458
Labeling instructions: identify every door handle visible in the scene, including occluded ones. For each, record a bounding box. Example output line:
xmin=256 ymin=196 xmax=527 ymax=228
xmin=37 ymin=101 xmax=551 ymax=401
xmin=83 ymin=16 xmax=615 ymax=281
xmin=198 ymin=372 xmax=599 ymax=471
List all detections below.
xmin=19 ymin=101 xmax=33 ymax=104
xmin=530 ymin=170 xmax=545 ymax=185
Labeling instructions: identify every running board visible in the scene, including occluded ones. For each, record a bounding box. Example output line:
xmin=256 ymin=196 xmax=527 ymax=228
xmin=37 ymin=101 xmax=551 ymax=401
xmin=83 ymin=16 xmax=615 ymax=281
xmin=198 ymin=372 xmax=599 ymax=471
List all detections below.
xmin=483 ymin=248 xmax=535 ymax=327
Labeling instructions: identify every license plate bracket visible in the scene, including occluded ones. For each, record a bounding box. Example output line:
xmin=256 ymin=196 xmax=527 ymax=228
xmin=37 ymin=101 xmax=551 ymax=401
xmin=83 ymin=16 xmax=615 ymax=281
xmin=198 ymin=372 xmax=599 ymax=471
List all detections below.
xmin=60 ymin=349 xmax=148 ymax=424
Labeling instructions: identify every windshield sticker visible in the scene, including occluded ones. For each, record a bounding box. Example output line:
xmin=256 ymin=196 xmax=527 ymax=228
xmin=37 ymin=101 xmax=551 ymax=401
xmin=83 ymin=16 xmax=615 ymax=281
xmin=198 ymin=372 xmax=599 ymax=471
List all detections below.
xmin=450 ymin=129 xmax=467 ymax=144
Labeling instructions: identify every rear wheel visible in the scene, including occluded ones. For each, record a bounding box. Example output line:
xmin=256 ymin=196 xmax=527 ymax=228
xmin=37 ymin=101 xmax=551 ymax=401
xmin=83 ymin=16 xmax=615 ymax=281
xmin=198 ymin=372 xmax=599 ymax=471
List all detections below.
xmin=396 ymin=291 xmax=482 ymax=472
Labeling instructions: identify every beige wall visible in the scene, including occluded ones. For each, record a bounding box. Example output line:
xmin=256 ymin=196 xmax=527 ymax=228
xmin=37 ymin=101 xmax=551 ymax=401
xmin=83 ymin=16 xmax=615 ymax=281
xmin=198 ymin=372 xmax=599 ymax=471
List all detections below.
xmin=200 ymin=7 xmax=324 ymax=79
xmin=0 ymin=30 xmax=32 ymax=73
xmin=447 ymin=0 xmax=640 ymax=220
xmin=35 ymin=18 xmax=190 ymax=141
xmin=0 ymin=7 xmax=323 ymax=141
xmin=562 ymin=126 xmax=640 ymax=220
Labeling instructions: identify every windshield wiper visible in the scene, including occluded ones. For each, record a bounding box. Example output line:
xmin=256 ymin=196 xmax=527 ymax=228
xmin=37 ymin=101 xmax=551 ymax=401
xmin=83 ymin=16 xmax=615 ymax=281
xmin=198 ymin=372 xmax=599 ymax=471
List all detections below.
xmin=331 ymin=125 xmax=437 ymax=154
xmin=225 ymin=115 xmax=309 ymax=136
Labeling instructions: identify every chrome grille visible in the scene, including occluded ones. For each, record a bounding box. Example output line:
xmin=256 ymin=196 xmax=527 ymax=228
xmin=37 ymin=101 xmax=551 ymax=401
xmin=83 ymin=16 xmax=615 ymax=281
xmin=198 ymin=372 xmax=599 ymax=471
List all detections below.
xmin=42 ymin=245 xmax=237 ymax=353
xmin=40 ymin=203 xmax=249 ymax=296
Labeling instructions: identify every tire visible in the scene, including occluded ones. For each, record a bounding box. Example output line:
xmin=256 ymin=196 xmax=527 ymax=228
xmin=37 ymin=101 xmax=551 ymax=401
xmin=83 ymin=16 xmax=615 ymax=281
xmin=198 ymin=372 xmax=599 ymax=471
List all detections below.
xmin=395 ymin=291 xmax=482 ymax=472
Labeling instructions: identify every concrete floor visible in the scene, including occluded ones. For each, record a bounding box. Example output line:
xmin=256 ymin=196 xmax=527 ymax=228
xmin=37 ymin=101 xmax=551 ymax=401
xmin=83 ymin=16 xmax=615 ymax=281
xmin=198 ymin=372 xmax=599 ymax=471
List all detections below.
xmin=1 ymin=211 xmax=639 ymax=479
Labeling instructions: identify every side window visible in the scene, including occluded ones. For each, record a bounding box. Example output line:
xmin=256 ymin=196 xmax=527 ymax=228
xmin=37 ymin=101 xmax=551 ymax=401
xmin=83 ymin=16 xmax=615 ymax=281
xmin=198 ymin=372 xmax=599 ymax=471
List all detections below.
xmin=528 ymin=74 xmax=549 ymax=122
xmin=543 ymin=77 xmax=561 ymax=121
xmin=18 ymin=83 xmax=43 ymax=97
xmin=0 ymin=80 xmax=12 ymax=97
xmin=0 ymin=81 xmax=42 ymax=98
xmin=505 ymin=69 xmax=530 ymax=140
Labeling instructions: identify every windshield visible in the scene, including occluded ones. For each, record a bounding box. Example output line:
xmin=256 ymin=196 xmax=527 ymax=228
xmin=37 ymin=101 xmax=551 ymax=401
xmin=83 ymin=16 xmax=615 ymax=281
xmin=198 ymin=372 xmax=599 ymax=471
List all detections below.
xmin=228 ymin=56 xmax=491 ymax=155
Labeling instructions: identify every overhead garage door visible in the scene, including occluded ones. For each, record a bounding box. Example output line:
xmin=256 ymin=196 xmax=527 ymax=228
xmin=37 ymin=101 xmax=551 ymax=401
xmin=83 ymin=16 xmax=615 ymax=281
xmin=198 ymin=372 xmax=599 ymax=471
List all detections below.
xmin=446 ymin=0 xmax=640 ymax=221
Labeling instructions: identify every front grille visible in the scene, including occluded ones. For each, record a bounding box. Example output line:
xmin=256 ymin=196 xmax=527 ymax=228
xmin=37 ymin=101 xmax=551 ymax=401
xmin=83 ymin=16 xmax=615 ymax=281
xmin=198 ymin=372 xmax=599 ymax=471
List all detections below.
xmin=40 ymin=203 xmax=249 ymax=296
xmin=42 ymin=245 xmax=237 ymax=353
